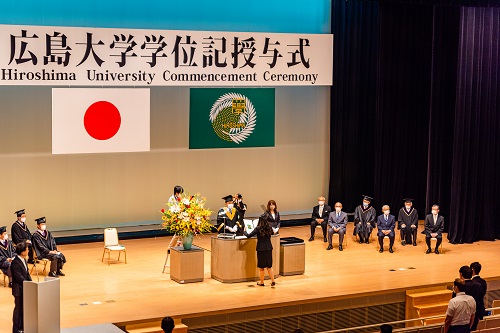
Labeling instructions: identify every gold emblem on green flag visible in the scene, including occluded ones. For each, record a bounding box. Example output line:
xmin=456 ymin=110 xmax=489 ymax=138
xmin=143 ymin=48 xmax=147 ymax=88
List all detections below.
xmin=209 ymin=93 xmax=256 ymax=144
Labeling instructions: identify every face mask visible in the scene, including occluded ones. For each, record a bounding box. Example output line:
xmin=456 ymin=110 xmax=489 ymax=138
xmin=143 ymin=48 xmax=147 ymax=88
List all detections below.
xmin=318 ymin=201 xmax=325 ymax=206
xmin=384 ymin=210 xmax=390 ymax=215
xmin=20 ymin=217 xmax=26 ymax=223
xmin=3 ymin=234 xmax=7 ymax=240
xmin=227 ymin=204 xmax=234 ymax=210
xmin=405 ymin=205 xmax=411 ymax=209
xmin=41 ymin=225 xmax=47 ymax=231
xmin=432 ymin=210 xmax=438 ymax=215
xmin=363 ymin=203 xmax=368 ymax=207
xmin=335 ymin=207 xmax=341 ymax=212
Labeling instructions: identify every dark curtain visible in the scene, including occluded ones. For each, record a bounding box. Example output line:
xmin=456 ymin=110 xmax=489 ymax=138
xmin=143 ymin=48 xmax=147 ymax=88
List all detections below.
xmin=446 ymin=7 xmax=500 ymax=242
xmin=329 ymin=0 xmax=500 ymax=242
xmin=329 ymin=0 xmax=379 ymax=212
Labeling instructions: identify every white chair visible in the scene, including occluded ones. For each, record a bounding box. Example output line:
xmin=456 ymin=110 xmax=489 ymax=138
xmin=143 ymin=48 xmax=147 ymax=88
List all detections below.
xmin=425 ymin=237 xmax=444 ymax=253
xmin=102 ymin=228 xmax=127 ymax=265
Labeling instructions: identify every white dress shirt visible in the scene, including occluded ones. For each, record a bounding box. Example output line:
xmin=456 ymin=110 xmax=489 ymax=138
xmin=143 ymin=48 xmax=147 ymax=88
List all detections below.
xmin=446 ymin=292 xmax=476 ymax=326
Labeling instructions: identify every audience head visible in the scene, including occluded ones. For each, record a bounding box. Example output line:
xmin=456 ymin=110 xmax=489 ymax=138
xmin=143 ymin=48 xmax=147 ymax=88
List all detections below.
xmin=334 ymin=202 xmax=342 ymax=212
xmin=318 ymin=196 xmax=326 ymax=206
xmin=15 ymin=241 xmax=29 ymax=257
xmin=454 ymin=278 xmax=466 ymax=293
xmin=380 ymin=324 xmax=393 ymax=333
xmin=161 ymin=316 xmax=175 ymax=333
xmin=382 ymin=205 xmax=390 ymax=215
xmin=431 ymin=204 xmax=440 ymax=215
xmin=459 ymin=265 xmax=473 ymax=279
xmin=470 ymin=262 xmax=482 ymax=275
xmin=267 ymin=200 xmax=277 ymax=213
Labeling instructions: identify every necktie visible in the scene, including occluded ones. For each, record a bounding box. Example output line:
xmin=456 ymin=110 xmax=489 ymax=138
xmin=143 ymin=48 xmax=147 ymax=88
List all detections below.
xmin=337 ymin=213 xmax=340 ymax=218
xmin=385 ymin=216 xmax=388 ymax=221
xmin=319 ymin=207 xmax=323 ymax=216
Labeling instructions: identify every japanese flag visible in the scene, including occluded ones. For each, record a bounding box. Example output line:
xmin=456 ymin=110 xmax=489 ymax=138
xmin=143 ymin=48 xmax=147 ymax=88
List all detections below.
xmin=52 ymin=88 xmax=150 ymax=154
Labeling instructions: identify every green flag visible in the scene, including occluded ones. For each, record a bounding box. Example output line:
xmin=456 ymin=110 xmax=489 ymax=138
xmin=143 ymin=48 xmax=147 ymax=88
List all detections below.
xmin=189 ymin=88 xmax=275 ymax=149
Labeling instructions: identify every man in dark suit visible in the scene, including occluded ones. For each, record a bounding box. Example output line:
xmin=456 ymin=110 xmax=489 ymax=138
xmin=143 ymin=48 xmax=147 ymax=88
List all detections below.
xmin=377 ymin=205 xmax=396 ymax=253
xmin=470 ymin=262 xmax=487 ymax=299
xmin=327 ymin=202 xmax=348 ymax=251
xmin=455 ymin=266 xmax=484 ymax=331
xmin=309 ymin=196 xmax=331 ymax=242
xmin=424 ymin=204 xmax=444 ymax=254
xmin=11 ymin=241 xmax=32 ymax=333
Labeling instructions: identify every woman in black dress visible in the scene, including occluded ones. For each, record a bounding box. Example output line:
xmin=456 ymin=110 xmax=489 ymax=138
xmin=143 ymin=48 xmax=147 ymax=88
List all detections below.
xmin=244 ymin=214 xmax=275 ymax=286
xmin=265 ymin=200 xmax=280 ymax=235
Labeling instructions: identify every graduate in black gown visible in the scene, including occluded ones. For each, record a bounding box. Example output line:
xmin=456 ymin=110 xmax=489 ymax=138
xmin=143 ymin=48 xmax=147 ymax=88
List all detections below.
xmin=0 ymin=226 xmax=15 ymax=287
xmin=234 ymin=193 xmax=247 ymax=226
xmin=31 ymin=217 xmax=66 ymax=277
xmin=397 ymin=198 xmax=419 ymax=246
xmin=11 ymin=209 xmax=34 ymax=264
xmin=353 ymin=195 xmax=376 ymax=244
xmin=216 ymin=195 xmax=241 ymax=235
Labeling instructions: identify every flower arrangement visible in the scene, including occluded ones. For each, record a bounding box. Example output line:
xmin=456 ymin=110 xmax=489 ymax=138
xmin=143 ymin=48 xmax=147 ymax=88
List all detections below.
xmin=161 ymin=192 xmax=213 ymax=237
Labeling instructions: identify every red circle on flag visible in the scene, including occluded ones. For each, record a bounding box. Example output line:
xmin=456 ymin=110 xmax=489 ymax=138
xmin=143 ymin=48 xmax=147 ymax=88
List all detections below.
xmin=83 ymin=101 xmax=121 ymax=140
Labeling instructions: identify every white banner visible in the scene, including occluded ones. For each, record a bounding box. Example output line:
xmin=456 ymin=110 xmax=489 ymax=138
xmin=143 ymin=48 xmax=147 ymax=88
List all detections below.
xmin=0 ymin=24 xmax=333 ymax=86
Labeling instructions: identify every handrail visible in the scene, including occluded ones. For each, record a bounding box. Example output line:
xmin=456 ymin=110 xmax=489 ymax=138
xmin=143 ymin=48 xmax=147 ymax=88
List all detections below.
xmin=315 ymin=306 xmax=500 ymax=333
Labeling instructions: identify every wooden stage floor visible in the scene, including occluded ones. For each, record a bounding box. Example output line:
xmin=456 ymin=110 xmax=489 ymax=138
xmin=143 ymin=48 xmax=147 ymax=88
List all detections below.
xmin=1 ymin=225 xmax=500 ymax=332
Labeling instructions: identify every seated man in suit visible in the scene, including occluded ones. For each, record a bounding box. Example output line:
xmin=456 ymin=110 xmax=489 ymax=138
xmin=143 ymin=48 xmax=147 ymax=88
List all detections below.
xmin=11 ymin=241 xmax=32 ymax=333
xmin=0 ymin=226 xmax=15 ymax=287
xmin=327 ymin=202 xmax=347 ymax=251
xmin=32 ymin=217 xmax=67 ymax=277
xmin=309 ymin=196 xmax=331 ymax=242
xmin=424 ymin=204 xmax=444 ymax=254
xmin=377 ymin=205 xmax=396 ymax=253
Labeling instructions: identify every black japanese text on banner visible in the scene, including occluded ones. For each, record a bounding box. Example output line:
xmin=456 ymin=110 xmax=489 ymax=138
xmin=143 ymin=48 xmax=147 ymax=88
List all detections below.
xmin=0 ymin=24 xmax=333 ymax=86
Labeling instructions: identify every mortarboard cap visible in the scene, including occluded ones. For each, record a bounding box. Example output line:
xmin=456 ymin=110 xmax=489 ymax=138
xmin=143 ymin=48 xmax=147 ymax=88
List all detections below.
xmin=35 ymin=217 xmax=46 ymax=224
xmin=237 ymin=193 xmax=242 ymax=199
xmin=403 ymin=198 xmax=414 ymax=203
xmin=0 ymin=226 xmax=6 ymax=234
xmin=15 ymin=209 xmax=25 ymax=217
xmin=362 ymin=195 xmax=373 ymax=202
xmin=222 ymin=195 xmax=234 ymax=203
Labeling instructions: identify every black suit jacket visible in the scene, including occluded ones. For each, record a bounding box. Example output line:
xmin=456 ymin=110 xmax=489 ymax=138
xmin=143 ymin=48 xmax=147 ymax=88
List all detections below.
xmin=11 ymin=255 xmax=32 ymax=297
xmin=244 ymin=226 xmax=273 ymax=251
xmin=424 ymin=214 xmax=444 ymax=236
xmin=311 ymin=205 xmax=331 ymax=222
xmin=472 ymin=276 xmax=487 ymax=297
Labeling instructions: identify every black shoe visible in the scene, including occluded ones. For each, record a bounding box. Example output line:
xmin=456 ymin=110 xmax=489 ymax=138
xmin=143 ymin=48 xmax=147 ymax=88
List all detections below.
xmin=271 ymin=282 xmax=276 ymax=286
xmin=389 ymin=247 xmax=394 ymax=253
xmin=48 ymin=272 xmax=59 ymax=278
xmin=435 ymin=249 xmax=440 ymax=254
xmin=323 ymin=237 xmax=327 ymax=243
xmin=27 ymin=259 xmax=35 ymax=265
xmin=426 ymin=248 xmax=431 ymax=254
xmin=8 ymin=282 xmax=12 ymax=288
xmin=401 ymin=241 xmax=406 ymax=246
xmin=168 ymin=249 xmax=171 ymax=254
xmin=379 ymin=248 xmax=383 ymax=253
xmin=365 ymin=240 xmax=370 ymax=244
xmin=413 ymin=242 xmax=417 ymax=246
xmin=359 ymin=239 xmax=364 ymax=244
xmin=308 ymin=237 xmax=314 ymax=241
xmin=56 ymin=271 xmax=65 ymax=276
xmin=257 ymin=282 xmax=265 ymax=286
xmin=339 ymin=245 xmax=343 ymax=251
xmin=326 ymin=245 xmax=333 ymax=250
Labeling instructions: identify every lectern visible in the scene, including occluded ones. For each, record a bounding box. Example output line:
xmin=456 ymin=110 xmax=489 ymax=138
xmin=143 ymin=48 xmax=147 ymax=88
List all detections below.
xmin=24 ymin=277 xmax=60 ymax=333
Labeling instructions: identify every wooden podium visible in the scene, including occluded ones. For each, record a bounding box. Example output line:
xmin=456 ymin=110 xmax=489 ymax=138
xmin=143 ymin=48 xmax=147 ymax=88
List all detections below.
xmin=211 ymin=235 xmax=280 ymax=283
xmin=170 ymin=245 xmax=204 ymax=284
xmin=24 ymin=277 xmax=60 ymax=333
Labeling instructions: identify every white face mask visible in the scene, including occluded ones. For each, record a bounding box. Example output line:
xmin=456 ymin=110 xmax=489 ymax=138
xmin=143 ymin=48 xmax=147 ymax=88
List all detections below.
xmin=405 ymin=205 xmax=411 ymax=209
xmin=432 ymin=210 xmax=438 ymax=215
xmin=20 ymin=217 xmax=26 ymax=223
xmin=363 ymin=203 xmax=368 ymax=207
xmin=3 ymin=234 xmax=8 ymax=240
xmin=227 ymin=204 xmax=234 ymax=210
xmin=384 ymin=210 xmax=390 ymax=215
xmin=40 ymin=225 xmax=47 ymax=231
xmin=335 ymin=207 xmax=341 ymax=212
xmin=318 ymin=201 xmax=325 ymax=206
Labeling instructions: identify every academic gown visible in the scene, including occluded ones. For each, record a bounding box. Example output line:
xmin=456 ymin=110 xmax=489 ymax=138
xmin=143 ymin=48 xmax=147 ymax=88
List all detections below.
xmin=216 ymin=207 xmax=240 ymax=234
xmin=234 ymin=201 xmax=247 ymax=224
xmin=397 ymin=207 xmax=418 ymax=243
xmin=32 ymin=230 xmax=66 ymax=269
xmin=353 ymin=205 xmax=376 ymax=238
xmin=11 ymin=221 xmax=31 ymax=245
xmin=0 ymin=240 xmax=15 ymax=275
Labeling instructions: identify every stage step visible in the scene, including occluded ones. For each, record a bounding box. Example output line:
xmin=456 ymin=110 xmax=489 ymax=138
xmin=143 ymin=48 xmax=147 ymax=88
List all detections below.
xmin=416 ymin=302 xmax=449 ymax=317
xmin=408 ymin=290 xmax=452 ymax=306
xmin=405 ymin=287 xmax=451 ymax=327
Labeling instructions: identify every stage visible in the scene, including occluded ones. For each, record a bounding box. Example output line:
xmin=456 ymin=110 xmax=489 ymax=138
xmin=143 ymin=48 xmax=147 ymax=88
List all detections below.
xmin=1 ymin=224 xmax=499 ymax=333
